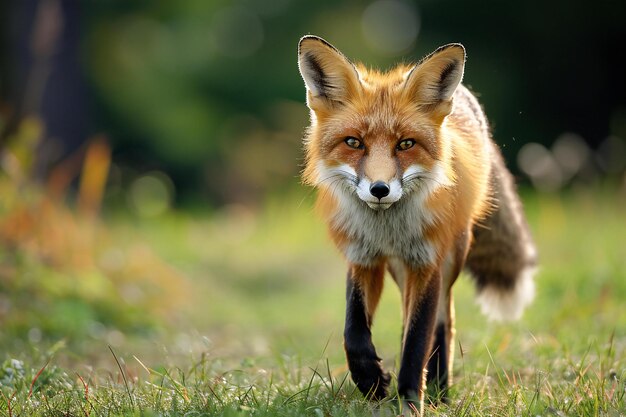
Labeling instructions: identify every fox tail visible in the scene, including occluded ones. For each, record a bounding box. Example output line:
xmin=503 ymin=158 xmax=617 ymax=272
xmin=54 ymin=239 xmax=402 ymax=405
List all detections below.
xmin=465 ymin=148 xmax=537 ymax=321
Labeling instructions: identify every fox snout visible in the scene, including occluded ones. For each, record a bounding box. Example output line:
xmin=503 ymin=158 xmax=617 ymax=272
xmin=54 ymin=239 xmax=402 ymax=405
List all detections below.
xmin=353 ymin=145 xmax=404 ymax=210
xmin=356 ymin=176 xmax=402 ymax=210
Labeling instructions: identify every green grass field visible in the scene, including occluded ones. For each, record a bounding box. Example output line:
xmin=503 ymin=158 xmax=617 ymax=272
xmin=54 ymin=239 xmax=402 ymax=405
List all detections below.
xmin=0 ymin=186 xmax=625 ymax=416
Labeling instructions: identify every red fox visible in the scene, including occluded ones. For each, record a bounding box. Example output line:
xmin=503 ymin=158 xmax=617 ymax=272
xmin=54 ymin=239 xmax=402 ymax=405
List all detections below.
xmin=297 ymin=36 xmax=537 ymax=414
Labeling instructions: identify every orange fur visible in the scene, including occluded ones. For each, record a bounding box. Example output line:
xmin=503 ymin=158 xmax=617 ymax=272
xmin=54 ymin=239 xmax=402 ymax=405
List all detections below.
xmin=300 ymin=40 xmax=490 ymax=268
xmin=298 ymin=35 xmax=536 ymax=413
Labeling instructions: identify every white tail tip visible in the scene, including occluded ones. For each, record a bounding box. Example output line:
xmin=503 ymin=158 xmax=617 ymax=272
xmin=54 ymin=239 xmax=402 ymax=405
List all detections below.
xmin=476 ymin=266 xmax=536 ymax=322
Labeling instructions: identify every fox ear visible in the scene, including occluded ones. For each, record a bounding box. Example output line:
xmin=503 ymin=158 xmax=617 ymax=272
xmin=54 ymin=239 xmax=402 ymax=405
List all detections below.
xmin=298 ymin=35 xmax=360 ymax=111
xmin=404 ymin=43 xmax=466 ymax=115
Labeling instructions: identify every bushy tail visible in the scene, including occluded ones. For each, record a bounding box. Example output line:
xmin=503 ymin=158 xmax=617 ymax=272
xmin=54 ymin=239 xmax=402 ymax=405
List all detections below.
xmin=466 ymin=148 xmax=537 ymax=321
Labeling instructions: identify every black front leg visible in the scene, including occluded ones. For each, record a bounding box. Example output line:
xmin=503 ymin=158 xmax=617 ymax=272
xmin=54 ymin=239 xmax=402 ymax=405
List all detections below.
xmin=397 ymin=270 xmax=441 ymax=413
xmin=344 ymin=265 xmax=389 ymax=400
xmin=426 ymin=322 xmax=450 ymax=402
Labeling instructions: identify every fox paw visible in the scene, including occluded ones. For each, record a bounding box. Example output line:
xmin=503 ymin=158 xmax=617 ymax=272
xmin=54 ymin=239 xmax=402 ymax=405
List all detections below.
xmin=348 ymin=358 xmax=390 ymax=400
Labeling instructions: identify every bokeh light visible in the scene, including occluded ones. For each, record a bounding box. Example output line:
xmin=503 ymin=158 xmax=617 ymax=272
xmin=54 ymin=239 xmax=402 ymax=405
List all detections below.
xmin=517 ymin=142 xmax=564 ymax=192
xmin=361 ymin=0 xmax=420 ymax=56
xmin=128 ymin=171 xmax=174 ymax=217
xmin=551 ymin=133 xmax=590 ymax=181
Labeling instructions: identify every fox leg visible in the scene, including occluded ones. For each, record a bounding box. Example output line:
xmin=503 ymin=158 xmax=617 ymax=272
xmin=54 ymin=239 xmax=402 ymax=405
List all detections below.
xmin=426 ymin=231 xmax=471 ymax=401
xmin=344 ymin=262 xmax=389 ymax=400
xmin=397 ymin=268 xmax=441 ymax=414
xmin=426 ymin=289 xmax=453 ymax=402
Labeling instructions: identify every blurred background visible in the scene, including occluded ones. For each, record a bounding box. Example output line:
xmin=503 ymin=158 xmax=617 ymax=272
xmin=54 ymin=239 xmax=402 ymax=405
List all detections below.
xmin=2 ymin=0 xmax=625 ymax=203
xmin=0 ymin=0 xmax=625 ymax=364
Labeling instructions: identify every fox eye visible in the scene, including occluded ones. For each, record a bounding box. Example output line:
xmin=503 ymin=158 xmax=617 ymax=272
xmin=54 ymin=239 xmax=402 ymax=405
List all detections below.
xmin=397 ymin=139 xmax=416 ymax=151
xmin=344 ymin=137 xmax=364 ymax=149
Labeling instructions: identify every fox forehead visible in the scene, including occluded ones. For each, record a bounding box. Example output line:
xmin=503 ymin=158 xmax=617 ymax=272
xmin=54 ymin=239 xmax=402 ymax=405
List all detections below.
xmin=354 ymin=62 xmax=412 ymax=89
xmin=315 ymin=64 xmax=441 ymax=142
xmin=342 ymin=66 xmax=418 ymax=131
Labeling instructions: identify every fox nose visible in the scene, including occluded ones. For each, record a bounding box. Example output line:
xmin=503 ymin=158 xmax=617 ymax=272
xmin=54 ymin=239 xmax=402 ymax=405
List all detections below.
xmin=369 ymin=181 xmax=390 ymax=199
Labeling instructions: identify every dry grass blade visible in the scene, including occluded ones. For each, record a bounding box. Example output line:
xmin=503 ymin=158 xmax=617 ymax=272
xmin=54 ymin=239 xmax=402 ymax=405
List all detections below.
xmin=27 ymin=360 xmax=50 ymax=399
xmin=108 ymin=345 xmax=135 ymax=409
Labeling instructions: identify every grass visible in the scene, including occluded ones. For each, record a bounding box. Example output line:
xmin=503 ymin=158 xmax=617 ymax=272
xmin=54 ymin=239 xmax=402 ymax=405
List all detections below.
xmin=1 ymin=185 xmax=625 ymax=416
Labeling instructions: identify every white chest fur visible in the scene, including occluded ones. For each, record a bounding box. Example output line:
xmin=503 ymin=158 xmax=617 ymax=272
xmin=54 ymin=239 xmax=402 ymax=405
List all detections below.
xmin=331 ymin=191 xmax=438 ymax=267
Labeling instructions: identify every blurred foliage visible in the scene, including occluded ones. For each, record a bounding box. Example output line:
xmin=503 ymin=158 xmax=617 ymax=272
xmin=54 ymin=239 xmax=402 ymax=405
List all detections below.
xmin=1 ymin=0 xmax=625 ymax=204
xmin=0 ymin=116 xmax=190 ymax=345
xmin=79 ymin=0 xmax=626 ymax=203
xmin=83 ymin=0 xmax=312 ymax=203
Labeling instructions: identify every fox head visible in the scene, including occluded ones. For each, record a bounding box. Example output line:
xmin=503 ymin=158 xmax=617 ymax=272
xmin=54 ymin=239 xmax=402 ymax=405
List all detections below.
xmin=298 ymin=36 xmax=465 ymax=210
